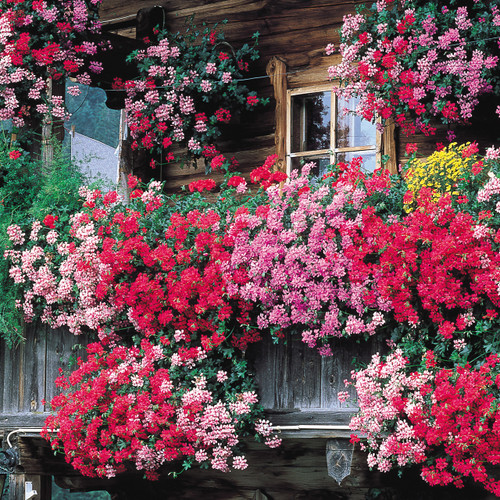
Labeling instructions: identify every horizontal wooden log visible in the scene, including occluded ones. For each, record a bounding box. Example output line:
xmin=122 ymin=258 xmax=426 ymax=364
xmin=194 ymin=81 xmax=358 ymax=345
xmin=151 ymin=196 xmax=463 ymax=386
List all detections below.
xmin=0 ymin=413 xmax=48 ymax=428
xmin=0 ymin=409 xmax=354 ymax=430
xmin=0 ymin=429 xmax=496 ymax=499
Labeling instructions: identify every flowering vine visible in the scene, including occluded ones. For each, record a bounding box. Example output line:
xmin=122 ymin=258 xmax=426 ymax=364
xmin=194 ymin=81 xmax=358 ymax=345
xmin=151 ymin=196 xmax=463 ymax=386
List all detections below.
xmin=119 ymin=20 xmax=266 ymax=167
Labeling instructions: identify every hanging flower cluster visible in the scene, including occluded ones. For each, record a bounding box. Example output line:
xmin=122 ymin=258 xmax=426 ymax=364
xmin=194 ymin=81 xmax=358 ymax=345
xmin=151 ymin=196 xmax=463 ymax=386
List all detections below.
xmin=349 ymin=350 xmax=500 ymax=495
xmin=328 ymin=0 xmax=500 ymax=136
xmin=225 ymin=151 xmax=500 ymax=354
xmin=0 ymin=0 xmax=105 ymax=126
xmin=224 ymin=158 xmax=393 ymax=356
xmin=119 ymin=21 xmax=266 ymax=166
xmin=5 ymin=156 xmax=282 ymax=479
xmin=43 ymin=335 xmax=278 ymax=480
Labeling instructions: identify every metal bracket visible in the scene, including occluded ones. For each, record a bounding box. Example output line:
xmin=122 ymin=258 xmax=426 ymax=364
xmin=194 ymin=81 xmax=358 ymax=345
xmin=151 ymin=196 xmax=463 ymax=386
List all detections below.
xmin=0 ymin=448 xmax=18 ymax=473
xmin=25 ymin=481 xmax=38 ymax=500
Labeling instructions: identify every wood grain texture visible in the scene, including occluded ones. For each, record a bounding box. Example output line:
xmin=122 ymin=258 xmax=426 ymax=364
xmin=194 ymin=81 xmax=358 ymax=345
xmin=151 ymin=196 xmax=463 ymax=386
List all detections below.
xmin=250 ymin=334 xmax=384 ymax=412
xmin=0 ymin=324 xmax=90 ymax=415
xmin=266 ymin=57 xmax=287 ymax=171
xmin=382 ymin=119 xmax=398 ymax=174
xmin=7 ymin=473 xmax=24 ymax=500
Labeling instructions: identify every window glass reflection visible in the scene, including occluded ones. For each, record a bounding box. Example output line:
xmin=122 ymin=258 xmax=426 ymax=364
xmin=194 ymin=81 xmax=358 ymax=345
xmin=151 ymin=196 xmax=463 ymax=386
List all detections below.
xmin=291 ymin=92 xmax=331 ymax=152
xmin=336 ymin=151 xmax=377 ymax=172
xmin=291 ymin=155 xmax=330 ymax=178
xmin=336 ymin=96 xmax=376 ymax=148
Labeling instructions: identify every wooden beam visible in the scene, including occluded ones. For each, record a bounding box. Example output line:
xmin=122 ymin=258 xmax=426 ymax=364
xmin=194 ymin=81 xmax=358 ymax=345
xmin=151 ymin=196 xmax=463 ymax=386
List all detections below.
xmin=266 ymin=56 xmax=288 ymax=172
xmin=382 ymin=118 xmax=398 ymax=174
xmin=7 ymin=474 xmax=23 ymax=500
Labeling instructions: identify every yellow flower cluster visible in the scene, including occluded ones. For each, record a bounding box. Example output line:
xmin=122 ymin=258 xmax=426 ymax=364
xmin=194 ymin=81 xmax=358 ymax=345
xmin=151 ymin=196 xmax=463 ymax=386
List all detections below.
xmin=404 ymin=142 xmax=478 ymax=209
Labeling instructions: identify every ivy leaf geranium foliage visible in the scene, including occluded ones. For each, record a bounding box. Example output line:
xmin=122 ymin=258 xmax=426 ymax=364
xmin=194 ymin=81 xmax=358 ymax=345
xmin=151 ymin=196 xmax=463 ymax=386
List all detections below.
xmin=328 ymin=0 xmax=500 ymax=136
xmin=0 ymin=0 xmax=105 ymax=126
xmin=121 ymin=20 xmax=266 ymax=167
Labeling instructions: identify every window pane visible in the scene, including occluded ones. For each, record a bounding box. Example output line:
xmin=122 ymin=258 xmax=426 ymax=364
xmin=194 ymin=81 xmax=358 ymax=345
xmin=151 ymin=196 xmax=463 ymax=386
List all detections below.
xmin=65 ymin=80 xmax=121 ymax=185
xmin=291 ymin=155 xmax=330 ymax=178
xmin=336 ymin=96 xmax=376 ymax=148
xmin=291 ymin=92 xmax=331 ymax=152
xmin=65 ymin=80 xmax=121 ymax=148
xmin=336 ymin=151 xmax=377 ymax=172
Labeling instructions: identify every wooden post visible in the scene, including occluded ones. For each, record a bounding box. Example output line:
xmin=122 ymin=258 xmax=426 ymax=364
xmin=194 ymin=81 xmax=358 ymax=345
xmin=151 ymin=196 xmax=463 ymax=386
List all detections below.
xmin=7 ymin=474 xmax=23 ymax=500
xmin=382 ymin=118 xmax=398 ymax=174
xmin=117 ymin=109 xmax=131 ymax=201
xmin=41 ymin=79 xmax=65 ymax=173
xmin=266 ymin=56 xmax=288 ymax=173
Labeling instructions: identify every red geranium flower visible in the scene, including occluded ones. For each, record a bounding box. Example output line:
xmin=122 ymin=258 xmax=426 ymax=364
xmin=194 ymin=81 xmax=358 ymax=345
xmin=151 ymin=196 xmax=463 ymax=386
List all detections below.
xmin=43 ymin=214 xmax=58 ymax=229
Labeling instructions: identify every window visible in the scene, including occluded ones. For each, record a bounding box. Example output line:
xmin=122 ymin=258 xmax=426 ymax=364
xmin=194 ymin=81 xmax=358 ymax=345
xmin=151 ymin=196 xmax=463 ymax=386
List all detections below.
xmin=65 ymin=79 xmax=123 ymax=185
xmin=286 ymin=85 xmax=380 ymax=177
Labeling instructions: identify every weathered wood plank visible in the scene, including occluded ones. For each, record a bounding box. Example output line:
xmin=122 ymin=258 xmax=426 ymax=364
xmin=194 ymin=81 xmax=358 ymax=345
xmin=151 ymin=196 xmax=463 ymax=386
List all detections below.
xmin=291 ymin=340 xmax=322 ymax=408
xmin=7 ymin=474 xmax=24 ymax=500
xmin=251 ymin=333 xmax=384 ymax=412
xmin=267 ymin=408 xmax=355 ymax=426
xmin=321 ymin=339 xmax=362 ymax=408
xmin=0 ymin=410 xmax=353 ymax=432
xmin=1 ymin=341 xmax=21 ymax=413
xmin=44 ymin=328 xmax=90 ymax=411
xmin=22 ymin=324 xmax=47 ymax=414
xmin=0 ymin=413 xmax=49 ymax=428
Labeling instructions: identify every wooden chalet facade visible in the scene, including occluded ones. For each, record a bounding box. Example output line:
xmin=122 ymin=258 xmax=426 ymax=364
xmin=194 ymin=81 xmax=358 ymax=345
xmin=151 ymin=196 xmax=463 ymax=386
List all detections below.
xmin=1 ymin=1 xmax=500 ymax=499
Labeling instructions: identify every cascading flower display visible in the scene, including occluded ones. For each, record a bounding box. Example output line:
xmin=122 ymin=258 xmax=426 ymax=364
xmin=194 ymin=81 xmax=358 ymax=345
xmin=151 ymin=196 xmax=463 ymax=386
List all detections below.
xmin=360 ymin=189 xmax=500 ymax=333
xmin=0 ymin=0 xmax=105 ymax=126
xmin=224 ymin=158 xmax=394 ymax=355
xmin=120 ymin=21 xmax=265 ymax=166
xmin=5 ymin=141 xmax=500 ymax=492
xmin=5 ymin=156 xmax=282 ymax=479
xmin=43 ymin=335 xmax=277 ymax=479
xmin=328 ymin=0 xmax=500 ymax=136
xmin=350 ymin=349 xmax=500 ymax=495
xmin=6 ymin=0 xmax=500 ymax=491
